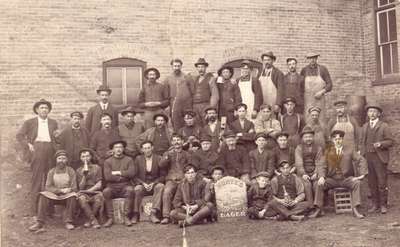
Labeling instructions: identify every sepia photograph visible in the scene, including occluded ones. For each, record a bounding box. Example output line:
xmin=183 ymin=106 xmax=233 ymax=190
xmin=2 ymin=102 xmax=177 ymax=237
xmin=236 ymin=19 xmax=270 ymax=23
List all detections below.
xmin=1 ymin=0 xmax=400 ymax=246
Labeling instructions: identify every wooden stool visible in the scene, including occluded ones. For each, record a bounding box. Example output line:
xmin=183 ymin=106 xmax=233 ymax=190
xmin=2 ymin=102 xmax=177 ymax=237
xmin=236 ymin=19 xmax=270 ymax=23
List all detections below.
xmin=112 ymin=198 xmax=125 ymax=224
xmin=139 ymin=196 xmax=153 ymax=222
xmin=333 ymin=188 xmax=353 ymax=214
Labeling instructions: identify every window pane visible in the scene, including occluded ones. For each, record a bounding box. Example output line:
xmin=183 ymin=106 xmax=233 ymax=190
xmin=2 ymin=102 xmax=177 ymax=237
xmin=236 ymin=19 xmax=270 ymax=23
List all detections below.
xmin=106 ymin=67 xmax=123 ymax=88
xmin=379 ymin=12 xmax=388 ymax=44
xmin=388 ymin=9 xmax=397 ymax=42
xmin=126 ymin=67 xmax=142 ymax=89
xmin=389 ymin=0 xmax=395 ymax=3
xmin=381 ymin=44 xmax=392 ymax=74
xmin=127 ymin=88 xmax=141 ymax=104
xmin=392 ymin=43 xmax=399 ymax=73
xmin=379 ymin=0 xmax=388 ymax=6
xmin=110 ymin=88 xmax=123 ymax=105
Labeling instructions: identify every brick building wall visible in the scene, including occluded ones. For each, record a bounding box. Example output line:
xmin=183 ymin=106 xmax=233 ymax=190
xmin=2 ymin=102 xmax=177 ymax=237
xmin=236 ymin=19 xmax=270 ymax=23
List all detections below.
xmin=1 ymin=0 xmax=398 ymax=169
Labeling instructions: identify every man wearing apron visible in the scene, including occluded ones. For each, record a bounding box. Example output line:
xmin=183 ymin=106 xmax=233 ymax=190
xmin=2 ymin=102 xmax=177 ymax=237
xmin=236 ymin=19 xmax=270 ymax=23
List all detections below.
xmin=300 ymin=53 xmax=333 ymax=126
xmin=236 ymin=60 xmax=263 ymax=120
xmin=258 ymin=52 xmax=284 ymax=117
xmin=327 ymin=100 xmax=360 ymax=149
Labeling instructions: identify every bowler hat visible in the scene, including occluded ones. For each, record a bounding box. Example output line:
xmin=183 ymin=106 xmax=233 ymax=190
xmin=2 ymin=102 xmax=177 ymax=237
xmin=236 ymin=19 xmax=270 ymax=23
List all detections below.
xmin=144 ymin=67 xmax=160 ymax=80
xmin=54 ymin=149 xmax=68 ymax=159
xmin=120 ymin=106 xmax=136 ymax=116
xmin=109 ymin=140 xmax=127 ymax=150
xmin=96 ymin=85 xmax=112 ymax=94
xmin=153 ymin=113 xmax=169 ymax=122
xmin=33 ymin=99 xmax=52 ymax=114
xmin=365 ymin=103 xmax=383 ymax=113
xmin=330 ymin=129 xmax=345 ymax=138
xmin=300 ymin=126 xmax=315 ymax=137
xmin=261 ymin=51 xmax=276 ymax=61
xmin=194 ymin=58 xmax=209 ymax=67
xmin=70 ymin=111 xmax=84 ymax=119
xmin=223 ymin=130 xmax=236 ymax=139
xmin=217 ymin=66 xmax=234 ymax=77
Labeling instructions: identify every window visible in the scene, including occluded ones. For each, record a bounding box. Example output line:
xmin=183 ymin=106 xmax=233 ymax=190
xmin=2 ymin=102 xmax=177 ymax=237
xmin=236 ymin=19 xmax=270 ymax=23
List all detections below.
xmin=103 ymin=58 xmax=146 ymax=105
xmin=375 ymin=0 xmax=399 ymax=83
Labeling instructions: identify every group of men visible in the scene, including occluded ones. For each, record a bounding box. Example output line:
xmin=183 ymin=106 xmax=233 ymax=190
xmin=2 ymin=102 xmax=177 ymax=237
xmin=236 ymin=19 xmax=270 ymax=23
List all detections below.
xmin=16 ymin=52 xmax=394 ymax=232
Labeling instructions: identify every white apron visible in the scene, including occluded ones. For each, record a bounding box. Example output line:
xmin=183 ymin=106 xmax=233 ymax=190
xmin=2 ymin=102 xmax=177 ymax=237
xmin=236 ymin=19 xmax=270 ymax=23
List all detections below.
xmin=259 ymin=69 xmax=277 ymax=107
xmin=238 ymin=77 xmax=254 ymax=119
xmin=304 ymin=67 xmax=326 ymax=125
xmin=332 ymin=115 xmax=355 ymax=147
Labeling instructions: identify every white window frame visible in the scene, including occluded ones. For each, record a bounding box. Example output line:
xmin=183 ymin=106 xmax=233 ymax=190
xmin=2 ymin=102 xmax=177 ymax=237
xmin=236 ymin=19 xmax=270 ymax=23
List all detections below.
xmin=106 ymin=66 xmax=143 ymax=105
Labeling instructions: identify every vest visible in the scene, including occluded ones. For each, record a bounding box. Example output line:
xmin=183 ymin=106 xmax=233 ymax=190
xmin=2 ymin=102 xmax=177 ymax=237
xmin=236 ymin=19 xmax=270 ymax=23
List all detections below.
xmin=365 ymin=125 xmax=376 ymax=153
xmin=277 ymin=175 xmax=297 ymax=200
xmin=302 ymin=143 xmax=319 ymax=175
xmin=193 ymin=73 xmax=213 ymax=104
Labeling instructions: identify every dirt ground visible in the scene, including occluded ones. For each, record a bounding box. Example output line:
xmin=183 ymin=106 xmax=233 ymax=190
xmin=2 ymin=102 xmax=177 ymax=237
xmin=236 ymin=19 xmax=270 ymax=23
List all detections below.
xmin=2 ymin=156 xmax=400 ymax=247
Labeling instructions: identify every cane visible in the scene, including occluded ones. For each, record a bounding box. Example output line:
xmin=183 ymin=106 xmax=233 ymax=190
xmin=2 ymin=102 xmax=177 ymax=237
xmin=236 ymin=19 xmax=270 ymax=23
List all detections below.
xmin=182 ymin=204 xmax=189 ymax=247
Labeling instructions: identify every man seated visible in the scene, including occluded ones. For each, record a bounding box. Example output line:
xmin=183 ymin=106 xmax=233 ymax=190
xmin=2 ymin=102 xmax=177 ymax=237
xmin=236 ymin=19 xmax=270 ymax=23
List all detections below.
xmin=192 ymin=135 xmax=219 ymax=179
xmin=205 ymin=165 xmax=225 ymax=221
xmin=249 ymin=133 xmax=275 ymax=180
xmin=247 ymin=171 xmax=274 ymax=220
xmin=273 ymin=132 xmax=296 ymax=176
xmin=217 ymin=131 xmax=251 ymax=185
xmin=29 ymin=150 xmax=78 ymax=231
xmin=178 ymin=110 xmax=201 ymax=145
xmin=310 ymin=130 xmax=367 ymax=219
xmin=269 ymin=160 xmax=310 ymax=221
xmin=133 ymin=141 xmax=165 ymax=224
xmin=170 ymin=164 xmax=213 ymax=227
xmin=76 ymin=148 xmax=103 ymax=229
xmin=102 ymin=140 xmax=137 ymax=227
xmin=229 ymin=103 xmax=256 ymax=152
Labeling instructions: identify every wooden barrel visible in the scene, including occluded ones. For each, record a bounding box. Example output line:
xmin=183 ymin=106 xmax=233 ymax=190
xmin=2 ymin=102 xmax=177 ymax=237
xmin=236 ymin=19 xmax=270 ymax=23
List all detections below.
xmin=346 ymin=95 xmax=366 ymax=126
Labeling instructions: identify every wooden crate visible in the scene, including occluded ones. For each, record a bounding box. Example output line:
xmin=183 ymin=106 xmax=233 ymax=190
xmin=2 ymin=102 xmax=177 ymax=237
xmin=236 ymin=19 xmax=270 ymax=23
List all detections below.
xmin=333 ymin=188 xmax=353 ymax=214
xmin=112 ymin=198 xmax=125 ymax=224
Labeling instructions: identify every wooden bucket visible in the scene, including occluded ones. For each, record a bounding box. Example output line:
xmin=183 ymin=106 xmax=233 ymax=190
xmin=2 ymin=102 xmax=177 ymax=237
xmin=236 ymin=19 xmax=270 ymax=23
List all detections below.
xmin=346 ymin=95 xmax=366 ymax=126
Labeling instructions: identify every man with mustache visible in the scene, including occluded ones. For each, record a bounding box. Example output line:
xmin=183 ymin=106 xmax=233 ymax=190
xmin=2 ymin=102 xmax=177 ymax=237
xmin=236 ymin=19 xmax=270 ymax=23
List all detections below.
xmin=118 ymin=106 xmax=145 ymax=159
xmin=86 ymin=85 xmax=119 ymax=135
xmin=163 ymin=58 xmax=194 ymax=131
xmin=56 ymin=111 xmax=90 ymax=170
xmin=90 ymin=113 xmax=120 ymax=165
xmin=200 ymin=107 xmax=224 ymax=151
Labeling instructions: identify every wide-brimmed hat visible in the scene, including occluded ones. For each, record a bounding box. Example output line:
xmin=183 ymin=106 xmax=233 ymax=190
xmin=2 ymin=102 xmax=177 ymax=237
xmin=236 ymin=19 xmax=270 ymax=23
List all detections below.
xmin=194 ymin=58 xmax=209 ymax=67
xmin=365 ymin=103 xmax=383 ymax=113
xmin=261 ymin=51 xmax=276 ymax=61
xmin=217 ymin=65 xmax=234 ymax=77
xmin=70 ymin=111 xmax=84 ymax=119
xmin=144 ymin=67 xmax=160 ymax=80
xmin=330 ymin=130 xmax=345 ymax=138
xmin=153 ymin=113 xmax=169 ymax=122
xmin=120 ymin=106 xmax=136 ymax=116
xmin=33 ymin=99 xmax=52 ymax=114
xmin=306 ymin=52 xmax=320 ymax=58
xmin=109 ymin=140 xmax=127 ymax=149
xmin=300 ymin=126 xmax=315 ymax=137
xmin=96 ymin=85 xmax=112 ymax=94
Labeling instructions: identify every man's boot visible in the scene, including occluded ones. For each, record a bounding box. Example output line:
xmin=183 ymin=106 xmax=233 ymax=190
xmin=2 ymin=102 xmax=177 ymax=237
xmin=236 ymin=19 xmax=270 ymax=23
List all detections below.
xmin=353 ymin=206 xmax=365 ymax=219
xmin=124 ymin=199 xmax=133 ymax=227
xmin=150 ymin=209 xmax=161 ymax=224
xmin=103 ymin=199 xmax=114 ymax=228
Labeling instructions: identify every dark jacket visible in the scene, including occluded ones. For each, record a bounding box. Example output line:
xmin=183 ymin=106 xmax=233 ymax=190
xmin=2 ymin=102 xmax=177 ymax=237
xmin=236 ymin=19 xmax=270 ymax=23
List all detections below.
xmin=249 ymin=149 xmax=276 ymax=178
xmin=247 ymin=183 xmax=273 ymax=209
xmin=228 ymin=119 xmax=256 ymax=150
xmin=133 ymin=154 xmax=165 ymax=185
xmin=217 ymin=145 xmax=250 ymax=177
xmin=277 ymin=72 xmax=305 ymax=111
xmin=56 ymin=126 xmax=90 ymax=165
xmin=192 ymin=149 xmax=219 ymax=177
xmin=173 ymin=175 xmax=208 ymax=208
xmin=86 ymin=103 xmax=119 ymax=135
xmin=103 ymin=155 xmax=136 ymax=184
xmin=217 ymin=79 xmax=242 ymax=114
xmin=16 ymin=117 xmax=58 ymax=146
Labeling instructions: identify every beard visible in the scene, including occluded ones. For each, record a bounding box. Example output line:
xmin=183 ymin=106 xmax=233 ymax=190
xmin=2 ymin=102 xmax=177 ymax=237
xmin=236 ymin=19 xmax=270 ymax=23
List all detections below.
xmin=206 ymin=116 xmax=217 ymax=123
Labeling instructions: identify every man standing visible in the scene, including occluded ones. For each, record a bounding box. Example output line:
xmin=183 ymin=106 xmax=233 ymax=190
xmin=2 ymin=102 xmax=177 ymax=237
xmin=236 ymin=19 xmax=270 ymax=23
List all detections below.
xmin=16 ymin=99 xmax=58 ymax=216
xmin=300 ymin=53 xmax=333 ymax=124
xmin=133 ymin=141 xmax=165 ymax=224
xmin=90 ymin=113 xmax=120 ymax=165
xmin=86 ymin=85 xmax=119 ymax=135
xmin=258 ymin=52 xmax=284 ymax=115
xmin=306 ymin=106 xmax=327 ymax=149
xmin=118 ymin=106 xmax=145 ymax=159
xmin=163 ymin=59 xmax=194 ymax=131
xmin=192 ymin=58 xmax=219 ymax=126
xmin=277 ymin=58 xmax=305 ymax=114
xmin=311 ymin=130 xmax=367 ymax=219
xmin=103 ymin=140 xmax=137 ymax=227
xmin=236 ymin=60 xmax=263 ymax=119
xmin=56 ymin=111 xmax=90 ymax=170
xmin=138 ymin=68 xmax=170 ymax=129
xmin=136 ymin=113 xmax=173 ymax=156
xmin=327 ymin=100 xmax=359 ymax=148
xmin=280 ymin=97 xmax=306 ymax=148
xmin=359 ymin=103 xmax=393 ymax=214
xmin=217 ymin=65 xmax=242 ymax=124
xmin=159 ymin=134 xmax=192 ymax=224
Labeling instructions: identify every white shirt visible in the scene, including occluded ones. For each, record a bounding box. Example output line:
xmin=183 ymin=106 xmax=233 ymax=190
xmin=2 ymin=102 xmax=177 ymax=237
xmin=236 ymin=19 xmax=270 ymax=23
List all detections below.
xmin=100 ymin=102 xmax=109 ymax=111
xmin=145 ymin=156 xmax=152 ymax=172
xmin=370 ymin=118 xmax=379 ymax=128
xmin=208 ymin=121 xmax=217 ymax=133
xmin=335 ymin=146 xmax=343 ymax=156
xmin=36 ymin=117 xmax=51 ymax=142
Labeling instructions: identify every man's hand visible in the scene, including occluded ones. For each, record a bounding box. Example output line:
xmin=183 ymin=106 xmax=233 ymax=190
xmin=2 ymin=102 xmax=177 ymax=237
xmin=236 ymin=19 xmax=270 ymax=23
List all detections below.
xmin=189 ymin=204 xmax=199 ymax=214
xmin=60 ymin=188 xmax=72 ymax=194
xmin=147 ymin=183 xmax=154 ymax=191
xmin=352 ymin=175 xmax=365 ymax=182
xmin=314 ymin=90 xmax=325 ymax=100
xmin=111 ymin=171 xmax=122 ymax=176
xmin=251 ymin=110 xmax=258 ymax=119
xmin=144 ymin=102 xmax=160 ymax=107
xmin=302 ymin=174 xmax=310 ymax=181
xmin=258 ymin=209 xmax=266 ymax=218
xmin=236 ymin=133 xmax=243 ymax=137
xmin=317 ymin=177 xmax=325 ymax=186
xmin=311 ymin=173 xmax=318 ymax=181
xmin=373 ymin=142 xmax=382 ymax=148
xmin=276 ymin=198 xmax=289 ymax=207
xmin=203 ymin=177 xmax=211 ymax=183
xmin=28 ymin=143 xmax=35 ymax=152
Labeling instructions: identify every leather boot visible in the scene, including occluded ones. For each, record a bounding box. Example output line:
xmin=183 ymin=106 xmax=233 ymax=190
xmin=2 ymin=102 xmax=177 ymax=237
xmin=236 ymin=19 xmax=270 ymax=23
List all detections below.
xmin=353 ymin=206 xmax=365 ymax=219
xmin=124 ymin=198 xmax=133 ymax=227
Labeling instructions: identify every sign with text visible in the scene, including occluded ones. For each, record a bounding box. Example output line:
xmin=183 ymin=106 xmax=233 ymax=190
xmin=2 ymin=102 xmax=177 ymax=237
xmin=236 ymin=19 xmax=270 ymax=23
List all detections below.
xmin=214 ymin=176 xmax=247 ymax=218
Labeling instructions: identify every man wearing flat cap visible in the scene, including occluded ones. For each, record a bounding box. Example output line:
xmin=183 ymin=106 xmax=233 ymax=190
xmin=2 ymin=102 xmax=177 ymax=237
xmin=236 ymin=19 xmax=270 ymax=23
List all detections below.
xmin=247 ymin=171 xmax=274 ymax=220
xmin=310 ymin=130 xmax=367 ymax=219
xmin=163 ymin=58 xmax=195 ymax=131
xmin=258 ymin=52 xmax=284 ymax=115
xmin=191 ymin=58 xmax=219 ymax=126
xmin=86 ymin=85 xmax=119 ymax=135
xmin=217 ymin=65 xmax=242 ymax=124
xmin=16 ymin=99 xmax=58 ymax=217
xmin=305 ymin=106 xmax=327 ymax=149
xmin=273 ymin=132 xmax=296 ymax=175
xmin=280 ymin=97 xmax=306 ymax=148
xmin=177 ymin=110 xmax=201 ymax=144
xmin=56 ymin=111 xmax=90 ymax=170
xmin=136 ymin=113 xmax=174 ymax=156
xmin=300 ymin=53 xmax=333 ymax=124
xmin=103 ymin=140 xmax=137 ymax=227
xmin=138 ymin=67 xmax=170 ymax=129
xmin=327 ymin=100 xmax=360 ymax=148
xmin=359 ymin=103 xmax=393 ymax=214
xmin=118 ymin=106 xmax=145 ymax=159
xmin=249 ymin=133 xmax=275 ymax=179
xmin=236 ymin=60 xmax=263 ymax=119
xmin=191 ymin=134 xmax=219 ymax=178
xmin=277 ymin=58 xmax=305 ymax=114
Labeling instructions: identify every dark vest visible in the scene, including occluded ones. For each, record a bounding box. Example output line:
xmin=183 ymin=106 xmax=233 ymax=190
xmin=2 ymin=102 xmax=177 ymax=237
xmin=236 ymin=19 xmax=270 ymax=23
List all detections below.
xmin=277 ymin=175 xmax=297 ymax=200
xmin=365 ymin=125 xmax=376 ymax=153
xmin=193 ymin=73 xmax=213 ymax=104
xmin=302 ymin=143 xmax=319 ymax=175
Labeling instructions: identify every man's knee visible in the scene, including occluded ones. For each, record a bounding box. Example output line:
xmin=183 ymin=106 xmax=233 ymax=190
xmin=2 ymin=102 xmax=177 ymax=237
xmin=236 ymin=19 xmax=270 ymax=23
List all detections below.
xmin=103 ymin=187 xmax=113 ymax=199
xmin=125 ymin=186 xmax=135 ymax=197
xmin=154 ymin=183 xmax=164 ymax=191
xmin=134 ymin=185 xmax=145 ymax=195
xmin=78 ymin=195 xmax=89 ymax=205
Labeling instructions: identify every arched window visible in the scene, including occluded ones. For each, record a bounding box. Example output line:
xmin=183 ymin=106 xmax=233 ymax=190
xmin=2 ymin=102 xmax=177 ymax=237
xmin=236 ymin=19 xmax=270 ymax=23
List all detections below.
xmin=223 ymin=59 xmax=263 ymax=79
xmin=103 ymin=58 xmax=146 ymax=105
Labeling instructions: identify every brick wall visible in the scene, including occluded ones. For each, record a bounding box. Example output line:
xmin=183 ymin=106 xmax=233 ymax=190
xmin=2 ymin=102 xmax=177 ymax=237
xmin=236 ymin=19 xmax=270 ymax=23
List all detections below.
xmin=2 ymin=0 xmax=398 ymax=170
